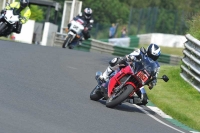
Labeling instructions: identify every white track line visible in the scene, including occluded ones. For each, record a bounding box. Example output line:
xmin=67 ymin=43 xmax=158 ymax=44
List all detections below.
xmin=134 ymin=105 xmax=186 ymax=133
xmin=67 ymin=66 xmax=77 ymax=69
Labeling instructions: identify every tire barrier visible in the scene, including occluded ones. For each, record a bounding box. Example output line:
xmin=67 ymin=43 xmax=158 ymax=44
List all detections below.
xmin=53 ymin=32 xmax=182 ymax=65
xmin=180 ymin=34 xmax=200 ymax=92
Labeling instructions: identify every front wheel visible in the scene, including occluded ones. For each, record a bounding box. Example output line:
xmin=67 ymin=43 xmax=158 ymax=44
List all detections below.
xmin=0 ymin=22 xmax=7 ymax=35
xmin=90 ymin=85 xmax=103 ymax=101
xmin=106 ymin=85 xmax=134 ymax=108
xmin=62 ymin=34 xmax=73 ymax=48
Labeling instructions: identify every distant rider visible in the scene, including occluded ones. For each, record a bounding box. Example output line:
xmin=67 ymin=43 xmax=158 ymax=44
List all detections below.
xmin=99 ymin=44 xmax=161 ymax=105
xmin=67 ymin=7 xmax=94 ymax=43
xmin=0 ymin=0 xmax=31 ymax=37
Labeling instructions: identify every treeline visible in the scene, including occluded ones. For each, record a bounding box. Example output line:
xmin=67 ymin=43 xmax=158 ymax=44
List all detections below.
xmin=80 ymin=0 xmax=200 ymax=36
xmin=32 ymin=0 xmax=200 ymax=37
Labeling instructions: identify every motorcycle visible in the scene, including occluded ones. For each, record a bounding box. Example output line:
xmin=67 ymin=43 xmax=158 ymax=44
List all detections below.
xmin=62 ymin=18 xmax=92 ymax=49
xmin=0 ymin=7 xmax=19 ymax=37
xmin=90 ymin=48 xmax=169 ymax=108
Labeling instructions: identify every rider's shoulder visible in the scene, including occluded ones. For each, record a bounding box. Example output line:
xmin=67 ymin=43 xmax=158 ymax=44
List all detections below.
xmin=129 ymin=49 xmax=140 ymax=56
xmin=26 ymin=6 xmax=31 ymax=10
xmin=12 ymin=2 xmax=19 ymax=4
xmin=9 ymin=2 xmax=19 ymax=7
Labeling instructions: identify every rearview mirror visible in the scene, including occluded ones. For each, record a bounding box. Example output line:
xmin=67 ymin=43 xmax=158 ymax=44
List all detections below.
xmin=162 ymin=75 xmax=169 ymax=82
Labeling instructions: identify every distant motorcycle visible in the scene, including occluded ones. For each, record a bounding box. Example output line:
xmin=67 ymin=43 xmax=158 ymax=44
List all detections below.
xmin=90 ymin=49 xmax=169 ymax=108
xmin=62 ymin=18 xmax=88 ymax=49
xmin=0 ymin=8 xmax=19 ymax=36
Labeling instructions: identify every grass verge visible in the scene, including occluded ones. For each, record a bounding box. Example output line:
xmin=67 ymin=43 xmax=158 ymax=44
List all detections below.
xmin=0 ymin=37 xmax=11 ymax=41
xmin=145 ymin=65 xmax=200 ymax=131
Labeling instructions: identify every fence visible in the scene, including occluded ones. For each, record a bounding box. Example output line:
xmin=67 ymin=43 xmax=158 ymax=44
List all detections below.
xmin=180 ymin=34 xmax=200 ymax=92
xmin=52 ymin=32 xmax=182 ymax=65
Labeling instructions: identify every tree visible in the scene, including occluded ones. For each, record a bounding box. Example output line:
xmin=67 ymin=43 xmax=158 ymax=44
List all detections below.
xmin=81 ymin=0 xmax=129 ymax=24
xmin=29 ymin=5 xmax=44 ymax=21
xmin=14 ymin=0 xmax=44 ymax=21
xmin=187 ymin=13 xmax=200 ymax=39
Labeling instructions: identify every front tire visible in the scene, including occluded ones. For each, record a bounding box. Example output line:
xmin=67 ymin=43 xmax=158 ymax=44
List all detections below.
xmin=62 ymin=34 xmax=72 ymax=48
xmin=0 ymin=22 xmax=7 ymax=35
xmin=90 ymin=85 xmax=103 ymax=101
xmin=106 ymin=85 xmax=134 ymax=108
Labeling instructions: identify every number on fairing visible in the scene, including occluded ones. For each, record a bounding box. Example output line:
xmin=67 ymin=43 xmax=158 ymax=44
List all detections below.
xmin=136 ymin=71 xmax=148 ymax=82
xmin=72 ymin=25 xmax=78 ymax=29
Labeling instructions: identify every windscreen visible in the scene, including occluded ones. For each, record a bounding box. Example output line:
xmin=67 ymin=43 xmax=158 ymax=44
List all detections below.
xmin=133 ymin=54 xmax=158 ymax=77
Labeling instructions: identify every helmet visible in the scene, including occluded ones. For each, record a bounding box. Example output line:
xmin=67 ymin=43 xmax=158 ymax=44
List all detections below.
xmin=83 ymin=8 xmax=92 ymax=19
xmin=20 ymin=0 xmax=29 ymax=8
xmin=147 ymin=44 xmax=161 ymax=61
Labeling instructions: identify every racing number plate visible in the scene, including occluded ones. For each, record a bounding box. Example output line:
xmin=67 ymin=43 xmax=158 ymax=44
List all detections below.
xmin=72 ymin=25 xmax=78 ymax=29
xmin=136 ymin=71 xmax=148 ymax=82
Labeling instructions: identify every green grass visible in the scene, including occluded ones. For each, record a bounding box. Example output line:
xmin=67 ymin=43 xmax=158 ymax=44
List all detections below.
xmin=145 ymin=65 xmax=200 ymax=131
xmin=139 ymin=44 xmax=184 ymax=57
xmin=0 ymin=37 xmax=11 ymax=41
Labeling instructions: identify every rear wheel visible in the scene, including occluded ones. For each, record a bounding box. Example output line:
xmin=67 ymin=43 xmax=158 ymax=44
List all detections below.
xmin=90 ymin=85 xmax=103 ymax=101
xmin=62 ymin=34 xmax=73 ymax=48
xmin=106 ymin=85 xmax=134 ymax=108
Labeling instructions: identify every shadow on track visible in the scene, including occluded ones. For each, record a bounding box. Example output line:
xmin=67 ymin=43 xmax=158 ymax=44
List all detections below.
xmin=97 ymin=99 xmax=156 ymax=115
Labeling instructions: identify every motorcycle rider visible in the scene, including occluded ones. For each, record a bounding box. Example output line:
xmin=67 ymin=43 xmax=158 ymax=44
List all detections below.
xmin=0 ymin=0 xmax=31 ymax=37
xmin=67 ymin=7 xmax=94 ymax=44
xmin=99 ymin=43 xmax=161 ymax=105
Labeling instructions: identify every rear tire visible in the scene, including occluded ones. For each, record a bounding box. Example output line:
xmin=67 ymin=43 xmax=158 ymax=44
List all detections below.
xmin=106 ymin=85 xmax=134 ymax=108
xmin=90 ymin=85 xmax=103 ymax=101
xmin=62 ymin=35 xmax=72 ymax=48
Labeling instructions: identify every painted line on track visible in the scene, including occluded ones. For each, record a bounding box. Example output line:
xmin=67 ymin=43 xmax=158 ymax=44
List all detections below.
xmin=67 ymin=66 xmax=77 ymax=69
xmin=134 ymin=104 xmax=186 ymax=133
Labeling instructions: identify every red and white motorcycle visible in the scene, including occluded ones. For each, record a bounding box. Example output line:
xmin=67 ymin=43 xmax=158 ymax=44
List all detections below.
xmin=90 ymin=49 xmax=169 ymax=108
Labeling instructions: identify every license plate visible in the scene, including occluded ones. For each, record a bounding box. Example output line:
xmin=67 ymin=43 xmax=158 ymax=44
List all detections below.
xmin=136 ymin=71 xmax=148 ymax=82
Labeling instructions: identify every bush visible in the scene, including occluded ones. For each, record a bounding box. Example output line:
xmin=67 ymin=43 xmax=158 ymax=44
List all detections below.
xmin=187 ymin=13 xmax=200 ymax=39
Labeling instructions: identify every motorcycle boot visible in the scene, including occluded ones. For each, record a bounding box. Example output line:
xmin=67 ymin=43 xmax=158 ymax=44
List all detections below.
xmin=137 ymin=93 xmax=148 ymax=105
xmin=128 ymin=93 xmax=148 ymax=106
xmin=126 ymin=95 xmax=144 ymax=105
xmin=99 ymin=66 xmax=113 ymax=81
xmin=126 ymin=88 xmax=148 ymax=105
xmin=137 ymin=87 xmax=148 ymax=105
xmin=78 ymin=37 xmax=84 ymax=46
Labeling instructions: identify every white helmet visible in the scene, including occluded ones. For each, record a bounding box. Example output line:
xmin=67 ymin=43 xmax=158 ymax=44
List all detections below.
xmin=147 ymin=44 xmax=161 ymax=61
xmin=84 ymin=8 xmax=92 ymax=19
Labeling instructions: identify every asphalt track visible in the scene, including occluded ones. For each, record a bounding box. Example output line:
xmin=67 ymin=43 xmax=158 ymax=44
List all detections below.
xmin=0 ymin=40 xmax=190 ymax=133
